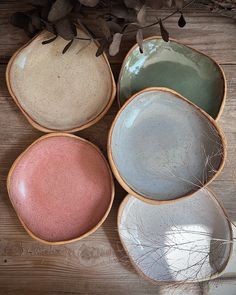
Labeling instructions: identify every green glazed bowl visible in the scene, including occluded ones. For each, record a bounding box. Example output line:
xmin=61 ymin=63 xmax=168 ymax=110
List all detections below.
xmin=118 ymin=37 xmax=226 ymax=120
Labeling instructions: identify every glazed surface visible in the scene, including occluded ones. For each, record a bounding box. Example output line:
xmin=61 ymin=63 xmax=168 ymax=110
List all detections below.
xmin=119 ymin=190 xmax=232 ymax=282
xmin=9 ymin=30 xmax=113 ymax=130
xmin=119 ymin=39 xmax=225 ymax=119
xmin=111 ymin=89 xmax=224 ymax=201
xmin=9 ymin=135 xmax=113 ymax=242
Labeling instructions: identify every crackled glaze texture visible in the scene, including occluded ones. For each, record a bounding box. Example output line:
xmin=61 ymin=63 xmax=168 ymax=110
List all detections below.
xmin=8 ymin=29 xmax=115 ymax=131
xmin=8 ymin=135 xmax=113 ymax=242
xmin=118 ymin=190 xmax=232 ymax=282
xmin=110 ymin=88 xmax=225 ymax=202
xmin=118 ymin=38 xmax=225 ymax=119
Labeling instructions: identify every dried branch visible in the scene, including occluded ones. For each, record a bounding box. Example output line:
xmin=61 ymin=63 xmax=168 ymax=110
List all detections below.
xmin=10 ymin=0 xmax=197 ymax=55
xmin=119 ymin=206 xmax=233 ymax=283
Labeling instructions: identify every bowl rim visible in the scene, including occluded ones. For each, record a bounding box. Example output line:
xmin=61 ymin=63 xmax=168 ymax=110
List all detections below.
xmin=117 ymin=189 xmax=233 ymax=284
xmin=117 ymin=36 xmax=227 ymax=121
xmin=108 ymin=87 xmax=227 ymax=205
xmin=6 ymin=29 xmax=116 ymax=133
xmin=7 ymin=132 xmax=115 ymax=245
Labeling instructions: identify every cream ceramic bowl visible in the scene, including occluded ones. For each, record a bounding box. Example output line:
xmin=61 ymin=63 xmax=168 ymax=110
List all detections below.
xmin=118 ymin=37 xmax=226 ymax=120
xmin=108 ymin=87 xmax=226 ymax=203
xmin=118 ymin=189 xmax=233 ymax=283
xmin=7 ymin=133 xmax=114 ymax=244
xmin=6 ymin=29 xmax=116 ymax=132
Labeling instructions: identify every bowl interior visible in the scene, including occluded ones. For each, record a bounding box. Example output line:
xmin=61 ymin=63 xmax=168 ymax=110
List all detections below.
xmin=119 ymin=38 xmax=225 ymax=119
xmin=110 ymin=89 xmax=224 ymax=201
xmin=8 ymin=29 xmax=114 ymax=131
xmin=118 ymin=190 xmax=232 ymax=282
xmin=8 ymin=135 xmax=113 ymax=243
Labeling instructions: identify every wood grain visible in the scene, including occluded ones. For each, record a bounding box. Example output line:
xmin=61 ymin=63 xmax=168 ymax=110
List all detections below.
xmin=0 ymin=1 xmax=236 ymax=294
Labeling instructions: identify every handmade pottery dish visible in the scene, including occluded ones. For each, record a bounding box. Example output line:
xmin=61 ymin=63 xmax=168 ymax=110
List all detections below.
xmin=108 ymin=87 xmax=226 ymax=203
xmin=7 ymin=133 xmax=114 ymax=244
xmin=6 ymin=29 xmax=116 ymax=132
xmin=118 ymin=37 xmax=226 ymax=120
xmin=118 ymin=189 xmax=233 ymax=283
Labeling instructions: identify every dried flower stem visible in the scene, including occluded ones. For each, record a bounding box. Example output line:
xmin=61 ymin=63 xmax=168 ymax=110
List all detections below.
xmin=123 ymin=0 xmax=197 ymax=35
xmin=76 ymin=0 xmax=196 ymax=42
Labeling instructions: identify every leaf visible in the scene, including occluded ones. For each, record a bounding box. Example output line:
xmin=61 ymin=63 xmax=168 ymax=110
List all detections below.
xmin=96 ymin=38 xmax=110 ymax=57
xmin=178 ymin=13 xmax=186 ymax=27
xmin=55 ymin=18 xmax=77 ymax=40
xmin=98 ymin=17 xmax=111 ymax=39
xmin=62 ymin=39 xmax=74 ymax=54
xmin=27 ymin=21 xmax=37 ymax=35
xmin=48 ymin=0 xmax=73 ymax=22
xmin=159 ymin=19 xmax=169 ymax=42
xmin=146 ymin=0 xmax=163 ymax=10
xmin=109 ymin=2 xmax=136 ymax=21
xmin=110 ymin=5 xmax=129 ymax=19
xmin=77 ymin=17 xmax=96 ymax=39
xmin=137 ymin=5 xmax=146 ymax=25
xmin=10 ymin=12 xmax=38 ymax=37
xmin=42 ymin=35 xmax=58 ymax=44
xmin=109 ymin=33 xmax=123 ymax=56
xmin=136 ymin=29 xmax=143 ymax=53
xmin=30 ymin=11 xmax=42 ymax=29
xmin=107 ymin=21 xmax=122 ymax=34
xmin=10 ymin=12 xmax=30 ymax=29
xmin=79 ymin=0 xmax=99 ymax=7
xmin=45 ymin=22 xmax=56 ymax=34
xmin=40 ymin=2 xmax=52 ymax=20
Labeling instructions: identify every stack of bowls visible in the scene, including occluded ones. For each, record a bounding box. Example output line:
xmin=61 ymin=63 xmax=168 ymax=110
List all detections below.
xmin=108 ymin=37 xmax=232 ymax=283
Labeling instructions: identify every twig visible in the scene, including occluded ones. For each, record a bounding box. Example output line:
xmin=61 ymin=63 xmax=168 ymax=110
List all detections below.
xmin=123 ymin=0 xmax=197 ymax=35
xmin=74 ymin=0 xmax=196 ymax=42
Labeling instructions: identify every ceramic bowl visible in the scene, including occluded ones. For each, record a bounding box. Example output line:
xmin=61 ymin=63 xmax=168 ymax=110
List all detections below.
xmin=118 ymin=189 xmax=233 ymax=283
xmin=108 ymin=87 xmax=226 ymax=203
xmin=118 ymin=37 xmax=226 ymax=120
xmin=6 ymin=29 xmax=116 ymax=132
xmin=7 ymin=133 xmax=114 ymax=244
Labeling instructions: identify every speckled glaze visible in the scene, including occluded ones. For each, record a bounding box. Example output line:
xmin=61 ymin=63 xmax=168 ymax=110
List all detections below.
xmin=108 ymin=88 xmax=226 ymax=203
xmin=6 ymin=29 xmax=116 ymax=132
xmin=7 ymin=134 xmax=114 ymax=244
xmin=118 ymin=189 xmax=233 ymax=283
xmin=118 ymin=37 xmax=226 ymax=120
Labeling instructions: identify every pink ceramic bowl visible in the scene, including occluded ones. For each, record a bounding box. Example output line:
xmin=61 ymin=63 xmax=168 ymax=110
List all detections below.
xmin=7 ymin=133 xmax=114 ymax=244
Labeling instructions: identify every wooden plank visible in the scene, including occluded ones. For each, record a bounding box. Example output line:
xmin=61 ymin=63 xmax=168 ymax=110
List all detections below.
xmin=209 ymin=64 xmax=236 ymax=218
xmin=0 ymin=2 xmax=236 ymax=64
xmin=0 ymin=60 xmax=236 ymax=294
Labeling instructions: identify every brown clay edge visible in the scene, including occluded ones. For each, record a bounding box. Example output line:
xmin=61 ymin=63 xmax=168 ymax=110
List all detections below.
xmin=117 ymin=189 xmax=233 ymax=285
xmin=117 ymin=36 xmax=227 ymax=121
xmin=7 ymin=133 xmax=115 ymax=245
xmin=6 ymin=30 xmax=116 ymax=133
xmin=107 ymin=87 xmax=227 ymax=205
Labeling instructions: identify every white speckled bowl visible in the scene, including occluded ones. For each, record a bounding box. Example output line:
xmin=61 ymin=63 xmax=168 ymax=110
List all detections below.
xmin=6 ymin=29 xmax=116 ymax=133
xmin=118 ymin=189 xmax=233 ymax=283
xmin=108 ymin=87 xmax=226 ymax=203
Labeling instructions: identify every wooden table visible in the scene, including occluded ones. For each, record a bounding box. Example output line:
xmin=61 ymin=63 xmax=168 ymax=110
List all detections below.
xmin=0 ymin=1 xmax=236 ymax=294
